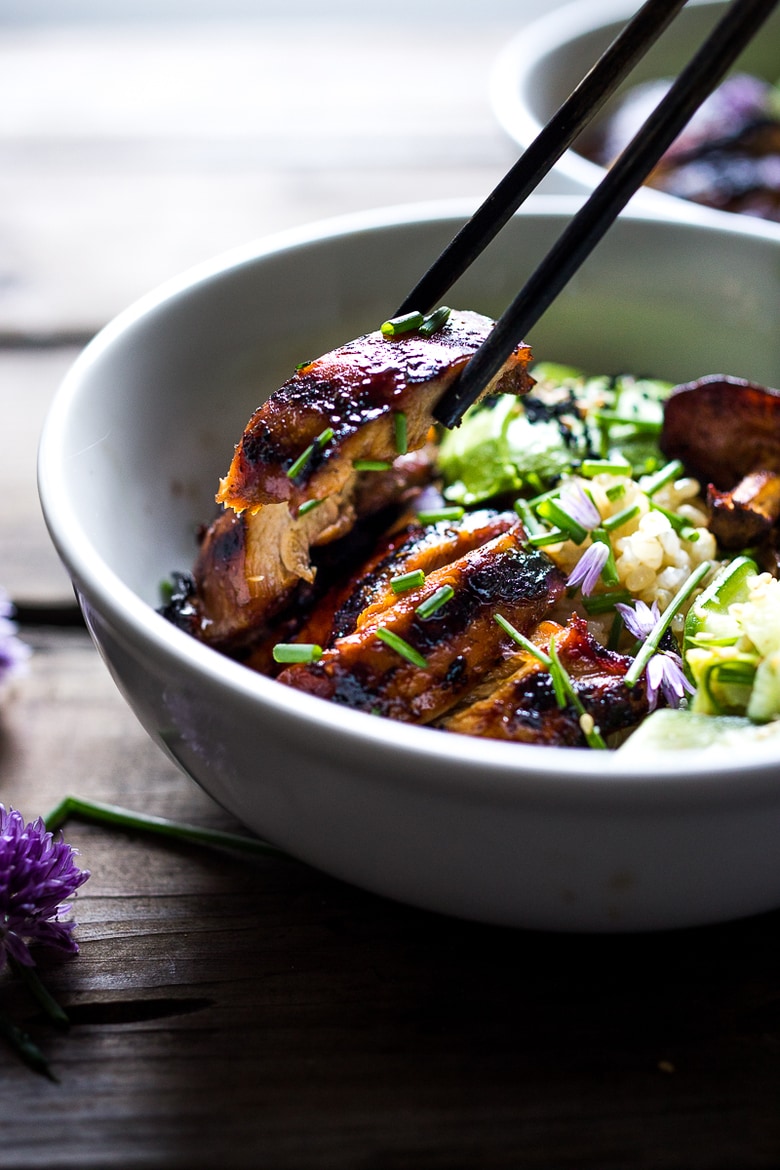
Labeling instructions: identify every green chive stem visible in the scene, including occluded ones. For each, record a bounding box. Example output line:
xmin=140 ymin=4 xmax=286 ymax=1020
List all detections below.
xmin=376 ymin=627 xmax=428 ymax=668
xmin=272 ymin=642 xmax=323 ymax=665
xmin=526 ymin=527 xmax=566 ymax=548
xmin=418 ymin=306 xmax=451 ymax=337
xmin=353 ymin=460 xmax=393 ymax=472
xmin=591 ymin=528 xmax=620 ymax=586
xmin=535 ymin=498 xmax=589 ymax=545
xmin=298 ymin=498 xmax=324 ymax=516
xmin=605 ymin=482 xmax=627 ymax=502
xmin=0 ymin=1009 xmax=57 ymax=1082
xmin=547 ymin=637 xmax=608 ymax=749
xmin=602 ymin=504 xmax=640 ymax=533
xmin=416 ymin=585 xmax=454 ymax=620
xmin=624 ymin=561 xmax=712 ymax=687
xmin=390 ymin=569 xmax=426 ymax=594
xmin=381 ymin=311 xmax=424 ymax=337
xmin=580 ymin=459 xmax=632 ymax=477
xmin=641 ymin=459 xmax=684 ymax=496
xmin=286 ymin=442 xmax=315 ymax=479
xmin=494 ymin=613 xmax=551 ymax=666
xmin=44 ymin=796 xmax=290 ymax=861
xmin=416 ymin=506 xmax=465 ymax=525
xmin=393 ymin=411 xmax=408 ymax=455
xmin=582 ymin=588 xmax=632 ymax=615
xmin=8 ymin=958 xmax=69 ymax=1030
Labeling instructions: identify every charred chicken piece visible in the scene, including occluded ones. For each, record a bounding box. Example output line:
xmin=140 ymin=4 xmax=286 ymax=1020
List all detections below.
xmin=443 ymin=616 xmax=649 ymax=746
xmin=277 ymin=526 xmax=565 ymax=724
xmin=291 ymin=508 xmax=518 ymax=650
xmin=217 ymin=309 xmax=533 ymax=514
xmin=661 ymin=375 xmax=780 ymax=551
xmin=191 ymin=310 xmax=533 ymax=649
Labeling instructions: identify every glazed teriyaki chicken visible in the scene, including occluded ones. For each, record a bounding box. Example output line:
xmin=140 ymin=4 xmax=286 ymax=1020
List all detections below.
xmin=163 ymin=306 xmax=780 ymax=750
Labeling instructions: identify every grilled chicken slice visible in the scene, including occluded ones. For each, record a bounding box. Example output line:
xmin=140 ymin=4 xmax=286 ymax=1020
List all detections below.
xmin=192 ymin=449 xmax=434 ymax=649
xmin=192 ymin=309 xmax=533 ymax=648
xmin=216 ymin=309 xmax=533 ymax=514
xmin=443 ymin=616 xmax=649 ymax=745
xmin=290 ymin=508 xmax=519 ymax=650
xmin=277 ymin=526 xmax=565 ymax=723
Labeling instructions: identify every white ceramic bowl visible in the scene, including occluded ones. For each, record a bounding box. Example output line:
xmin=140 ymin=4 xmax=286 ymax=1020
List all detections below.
xmin=491 ymin=0 xmax=780 ymax=229
xmin=39 ymin=197 xmax=780 ymax=932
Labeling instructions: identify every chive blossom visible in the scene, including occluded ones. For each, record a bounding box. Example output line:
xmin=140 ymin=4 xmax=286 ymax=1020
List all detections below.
xmin=390 ymin=569 xmax=426 ymax=594
xmin=376 ymin=627 xmax=428 ymax=668
xmin=416 ymin=585 xmax=454 ymax=620
xmin=381 ymin=311 xmax=424 ymax=337
xmin=272 ymin=643 xmax=323 ymax=665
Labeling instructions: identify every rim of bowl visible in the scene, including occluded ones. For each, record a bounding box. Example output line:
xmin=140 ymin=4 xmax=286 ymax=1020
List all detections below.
xmin=38 ymin=195 xmax=780 ymax=802
xmin=489 ymin=0 xmax=780 ymax=238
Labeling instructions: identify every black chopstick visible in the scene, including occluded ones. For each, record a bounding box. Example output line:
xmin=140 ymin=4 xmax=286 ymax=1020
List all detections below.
xmin=396 ymin=0 xmax=689 ymax=319
xmin=433 ymin=0 xmax=780 ymax=429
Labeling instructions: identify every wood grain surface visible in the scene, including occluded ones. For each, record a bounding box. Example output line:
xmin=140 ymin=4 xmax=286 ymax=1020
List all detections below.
xmin=2 ymin=11 xmax=780 ymax=1169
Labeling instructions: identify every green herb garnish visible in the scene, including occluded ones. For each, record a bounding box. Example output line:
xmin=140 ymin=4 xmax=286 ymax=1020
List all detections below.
xmin=381 ymin=311 xmax=424 ymax=337
xmin=390 ymin=569 xmax=426 ymax=594
xmin=416 ymin=585 xmax=454 ymax=620
xmin=376 ymin=628 xmax=428 ymax=668
xmin=272 ymin=643 xmax=323 ymax=665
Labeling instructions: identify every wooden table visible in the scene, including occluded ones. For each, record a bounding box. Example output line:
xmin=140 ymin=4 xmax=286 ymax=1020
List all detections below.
xmin=2 ymin=11 xmax=780 ymax=1167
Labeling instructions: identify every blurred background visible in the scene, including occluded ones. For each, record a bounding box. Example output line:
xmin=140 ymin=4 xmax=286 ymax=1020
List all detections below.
xmin=0 ymin=0 xmax=567 ymax=602
xmin=0 ymin=0 xmax=569 ymax=338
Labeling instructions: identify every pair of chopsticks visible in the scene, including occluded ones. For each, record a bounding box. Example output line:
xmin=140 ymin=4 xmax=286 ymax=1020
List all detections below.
xmin=401 ymin=0 xmax=780 ymax=430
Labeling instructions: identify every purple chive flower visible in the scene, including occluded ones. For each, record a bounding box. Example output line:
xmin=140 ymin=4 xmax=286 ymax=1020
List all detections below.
xmin=0 ymin=588 xmax=31 ymax=690
xmin=615 ymin=598 xmax=660 ymax=640
xmin=566 ymin=541 xmax=610 ymax=596
xmin=645 ymin=651 xmax=695 ymax=712
xmin=560 ymin=483 xmax=601 ymax=531
xmin=0 ymin=806 xmax=90 ymax=970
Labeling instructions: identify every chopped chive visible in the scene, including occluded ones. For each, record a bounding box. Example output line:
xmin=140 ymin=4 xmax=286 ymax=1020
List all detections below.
xmin=591 ymin=410 xmax=663 ymax=434
xmin=582 ymin=588 xmax=632 ymax=614
xmin=528 ymin=485 xmax=562 ymax=507
xmin=650 ymin=501 xmax=700 ymax=542
xmin=514 ymin=497 xmax=543 ymax=535
xmin=390 ymin=568 xmax=426 ymax=594
xmin=625 ymin=561 xmax=712 ymax=688
xmin=416 ymin=505 xmax=465 ymax=525
xmin=287 ymin=442 xmax=315 ymax=479
xmin=535 ymin=498 xmax=589 ymax=545
xmin=605 ymin=482 xmax=627 ymax=502
xmin=286 ymin=427 xmax=334 ymax=479
xmin=526 ymin=527 xmax=567 ymax=548
xmin=353 ymin=459 xmax=393 ymax=472
xmin=298 ymin=498 xmax=324 ymax=516
xmin=641 ymin=459 xmax=684 ymax=496
xmin=607 ymin=610 xmax=624 ymax=650
xmin=590 ymin=528 xmax=619 ymax=586
xmin=494 ymin=613 xmax=551 ymax=665
xmin=580 ymin=458 xmax=632 ymax=477
xmin=295 ymin=358 xmax=315 ymax=371
xmin=547 ymin=637 xmax=608 ymax=749
xmin=381 ymin=311 xmax=424 ymax=337
xmin=416 ymin=585 xmax=454 ymax=620
xmin=272 ymin=642 xmax=323 ymax=665
xmin=418 ymin=305 xmax=451 ymax=337
xmin=602 ymin=503 xmax=641 ymax=533
xmin=376 ymin=627 xmax=428 ymax=668
xmin=393 ymin=411 xmax=408 ymax=455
